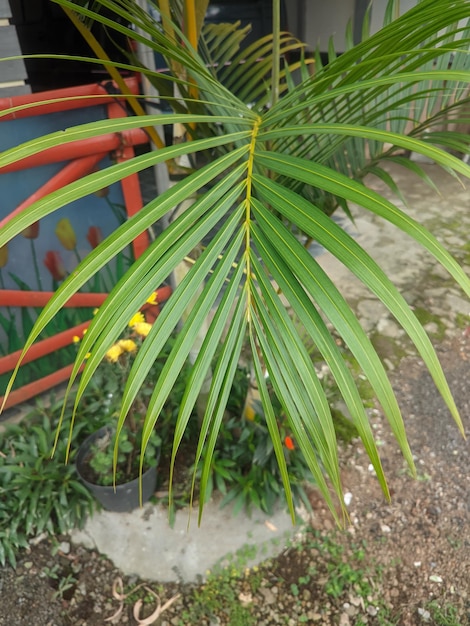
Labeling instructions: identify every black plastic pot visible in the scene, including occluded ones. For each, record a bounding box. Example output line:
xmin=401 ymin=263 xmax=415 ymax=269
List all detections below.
xmin=75 ymin=426 xmax=159 ymax=512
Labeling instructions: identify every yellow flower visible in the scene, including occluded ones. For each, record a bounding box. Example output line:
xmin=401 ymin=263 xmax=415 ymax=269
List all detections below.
xmin=72 ymin=335 xmax=81 ymax=344
xmin=128 ymin=312 xmax=145 ymax=328
xmin=118 ymin=339 xmax=137 ymax=353
xmin=133 ymin=322 xmax=152 ymax=337
xmin=55 ymin=218 xmax=77 ymax=250
xmin=0 ymin=245 xmax=8 ymax=268
xmin=244 ymin=405 xmax=256 ymax=421
xmin=146 ymin=292 xmax=158 ymax=305
xmin=105 ymin=344 xmax=124 ymax=363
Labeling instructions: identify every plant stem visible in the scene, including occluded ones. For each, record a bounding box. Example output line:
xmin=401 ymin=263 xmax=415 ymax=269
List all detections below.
xmin=30 ymin=239 xmax=43 ymax=291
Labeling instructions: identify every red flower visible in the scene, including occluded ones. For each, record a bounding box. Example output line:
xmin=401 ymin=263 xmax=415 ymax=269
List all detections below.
xmin=86 ymin=225 xmax=103 ymax=249
xmin=43 ymin=251 xmax=66 ymax=280
xmin=21 ymin=221 xmax=40 ymax=239
xmin=284 ymin=436 xmax=295 ymax=451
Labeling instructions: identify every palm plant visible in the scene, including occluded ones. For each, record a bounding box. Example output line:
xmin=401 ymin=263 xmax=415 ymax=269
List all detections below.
xmin=1 ymin=0 xmax=470 ymax=522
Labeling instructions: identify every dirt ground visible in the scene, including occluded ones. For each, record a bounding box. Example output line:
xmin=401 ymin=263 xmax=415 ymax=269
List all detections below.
xmin=0 ymin=329 xmax=469 ymax=626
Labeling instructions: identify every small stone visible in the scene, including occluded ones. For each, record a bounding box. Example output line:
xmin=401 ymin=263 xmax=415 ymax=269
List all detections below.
xmin=381 ymin=524 xmax=391 ymax=533
xmin=238 ymin=591 xmax=252 ymax=606
xmin=58 ymin=541 xmax=71 ymax=554
xmin=259 ymin=587 xmax=276 ymax=605
xmin=29 ymin=532 xmax=48 ymax=546
xmin=429 ymin=575 xmax=443 ymax=583
xmin=302 ymin=589 xmax=311 ymax=601
xmin=339 ymin=613 xmax=351 ymax=626
xmin=367 ymin=605 xmax=378 ymax=616
xmin=23 ymin=562 xmax=33 ymax=569
xmin=345 ymin=603 xmax=358 ymax=617
xmin=417 ymin=607 xmax=431 ymax=621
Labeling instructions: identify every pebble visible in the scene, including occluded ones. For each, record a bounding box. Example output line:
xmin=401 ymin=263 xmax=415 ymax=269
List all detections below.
xmin=417 ymin=607 xmax=431 ymax=621
xmin=339 ymin=613 xmax=351 ymax=626
xmin=429 ymin=574 xmax=443 ymax=583
xmin=302 ymin=589 xmax=311 ymax=601
xmin=259 ymin=587 xmax=276 ymax=604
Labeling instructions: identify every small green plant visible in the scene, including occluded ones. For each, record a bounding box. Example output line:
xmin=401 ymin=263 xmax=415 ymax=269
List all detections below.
xmin=186 ymin=563 xmax=255 ymax=626
xmin=41 ymin=563 xmax=78 ymax=600
xmin=0 ymin=394 xmax=109 ymax=567
xmin=424 ymin=600 xmax=461 ymax=626
xmin=86 ymin=427 xmax=162 ymax=486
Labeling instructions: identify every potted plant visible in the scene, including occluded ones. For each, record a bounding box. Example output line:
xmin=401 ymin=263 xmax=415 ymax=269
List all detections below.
xmin=73 ymin=309 xmax=165 ymax=511
xmin=1 ymin=0 xmax=470 ymax=523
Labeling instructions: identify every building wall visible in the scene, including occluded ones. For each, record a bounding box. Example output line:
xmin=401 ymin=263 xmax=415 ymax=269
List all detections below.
xmin=285 ymin=0 xmax=419 ymax=53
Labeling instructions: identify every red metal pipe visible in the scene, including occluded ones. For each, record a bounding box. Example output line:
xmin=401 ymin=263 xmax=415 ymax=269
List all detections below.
xmin=107 ymin=101 xmax=150 ymax=259
xmin=0 ymin=127 xmax=149 ymax=173
xmin=0 ymin=287 xmax=172 ymax=374
xmin=0 ymin=321 xmax=91 ymax=375
xmin=0 ymin=285 xmax=172 ymax=308
xmin=0 ymin=76 xmax=141 ymax=120
xmin=1 ymin=291 xmax=109 ymax=308
xmin=0 ymin=363 xmax=84 ymax=410
xmin=0 ymin=153 xmax=105 ymax=229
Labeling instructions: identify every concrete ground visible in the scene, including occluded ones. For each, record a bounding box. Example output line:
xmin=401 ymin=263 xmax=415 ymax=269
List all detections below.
xmin=71 ymin=498 xmax=301 ymax=583
xmin=67 ymin=161 xmax=470 ymax=582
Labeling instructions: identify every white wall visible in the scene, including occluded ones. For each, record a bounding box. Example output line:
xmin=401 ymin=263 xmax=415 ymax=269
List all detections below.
xmin=285 ymin=0 xmax=419 ymax=53
xmin=286 ymin=0 xmax=355 ymax=53
xmin=369 ymin=0 xmax=417 ymax=34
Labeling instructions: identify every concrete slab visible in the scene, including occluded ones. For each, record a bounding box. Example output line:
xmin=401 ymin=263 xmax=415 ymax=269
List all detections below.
xmin=71 ymin=498 xmax=301 ymax=583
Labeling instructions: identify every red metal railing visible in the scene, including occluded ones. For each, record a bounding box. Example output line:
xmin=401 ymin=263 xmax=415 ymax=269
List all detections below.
xmin=0 ymin=76 xmax=171 ymax=409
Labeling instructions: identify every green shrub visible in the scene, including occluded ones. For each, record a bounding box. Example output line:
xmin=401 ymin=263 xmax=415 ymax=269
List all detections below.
xmin=0 ymin=395 xmax=104 ymax=567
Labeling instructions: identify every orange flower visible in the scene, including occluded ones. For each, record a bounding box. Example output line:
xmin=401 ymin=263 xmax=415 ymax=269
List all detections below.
xmin=86 ymin=225 xmax=103 ymax=249
xmin=21 ymin=221 xmax=40 ymax=239
xmin=284 ymin=436 xmax=295 ymax=451
xmin=0 ymin=245 xmax=8 ymax=268
xmin=55 ymin=218 xmax=76 ymax=250
xmin=43 ymin=250 xmax=66 ymax=280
